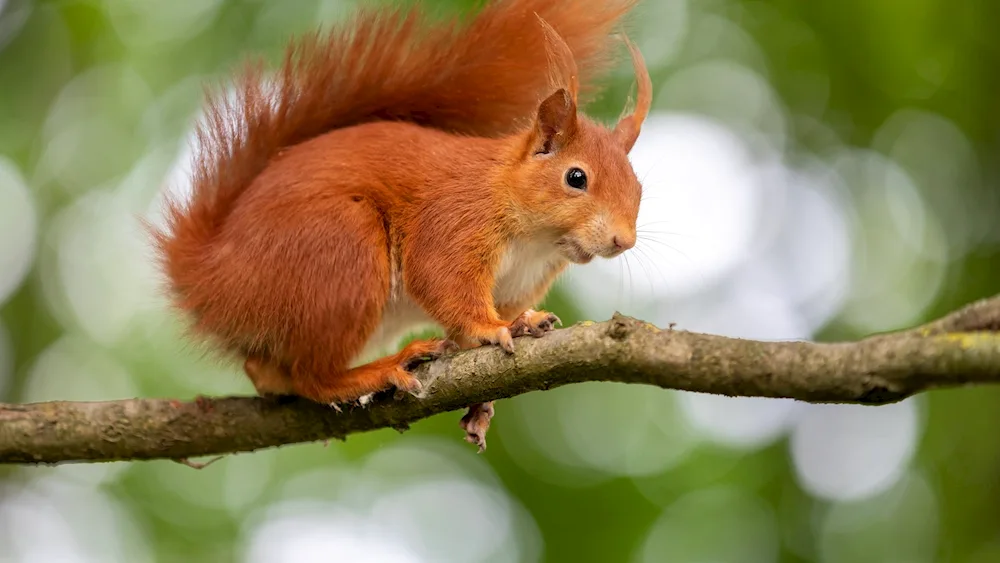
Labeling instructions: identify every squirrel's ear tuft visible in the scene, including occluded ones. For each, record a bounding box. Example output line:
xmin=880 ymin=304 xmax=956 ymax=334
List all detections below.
xmin=613 ymin=35 xmax=652 ymax=153
xmin=535 ymin=14 xmax=579 ymax=104
xmin=531 ymin=88 xmax=578 ymax=156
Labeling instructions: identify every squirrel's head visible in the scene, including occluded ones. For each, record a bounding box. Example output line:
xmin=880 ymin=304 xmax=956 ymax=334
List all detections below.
xmin=509 ymin=25 xmax=652 ymax=265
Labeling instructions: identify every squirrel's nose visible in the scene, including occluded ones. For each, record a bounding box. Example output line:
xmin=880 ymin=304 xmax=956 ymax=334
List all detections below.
xmin=612 ymin=233 xmax=635 ymax=252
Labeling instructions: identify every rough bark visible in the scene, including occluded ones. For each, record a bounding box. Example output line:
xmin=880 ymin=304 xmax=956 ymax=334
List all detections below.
xmin=3 ymin=294 xmax=1000 ymax=465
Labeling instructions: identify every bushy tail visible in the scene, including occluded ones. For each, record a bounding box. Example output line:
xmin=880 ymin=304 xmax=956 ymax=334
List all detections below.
xmin=153 ymin=0 xmax=638 ymax=309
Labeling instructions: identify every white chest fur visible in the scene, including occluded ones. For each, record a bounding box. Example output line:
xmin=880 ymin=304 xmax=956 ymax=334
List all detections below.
xmin=357 ymin=238 xmax=562 ymax=363
xmin=493 ymin=238 xmax=563 ymax=307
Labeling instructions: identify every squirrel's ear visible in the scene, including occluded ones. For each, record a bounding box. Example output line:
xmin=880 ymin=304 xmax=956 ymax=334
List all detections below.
xmin=531 ymin=88 xmax=578 ymax=156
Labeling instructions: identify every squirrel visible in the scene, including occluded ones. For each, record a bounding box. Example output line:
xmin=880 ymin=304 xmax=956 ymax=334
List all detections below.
xmin=152 ymin=0 xmax=651 ymax=452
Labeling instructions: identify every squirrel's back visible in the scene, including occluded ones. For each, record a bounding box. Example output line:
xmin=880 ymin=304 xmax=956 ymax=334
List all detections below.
xmin=153 ymin=0 xmax=639 ymax=321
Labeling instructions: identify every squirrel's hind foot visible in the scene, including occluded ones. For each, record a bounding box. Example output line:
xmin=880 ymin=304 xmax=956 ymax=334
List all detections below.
xmin=460 ymin=401 xmax=495 ymax=453
xmin=299 ymin=338 xmax=456 ymax=407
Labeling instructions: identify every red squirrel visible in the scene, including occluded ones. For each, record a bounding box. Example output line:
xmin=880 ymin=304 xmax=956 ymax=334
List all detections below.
xmin=153 ymin=0 xmax=651 ymax=451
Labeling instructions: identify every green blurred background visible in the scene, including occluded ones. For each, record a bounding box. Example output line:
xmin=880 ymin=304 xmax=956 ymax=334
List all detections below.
xmin=1 ymin=0 xmax=999 ymax=561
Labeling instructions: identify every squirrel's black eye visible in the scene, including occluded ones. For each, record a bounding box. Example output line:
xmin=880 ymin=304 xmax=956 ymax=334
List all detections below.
xmin=565 ymin=167 xmax=588 ymax=190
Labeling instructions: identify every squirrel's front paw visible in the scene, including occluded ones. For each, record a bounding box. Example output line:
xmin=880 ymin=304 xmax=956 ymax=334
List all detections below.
xmin=509 ymin=309 xmax=562 ymax=338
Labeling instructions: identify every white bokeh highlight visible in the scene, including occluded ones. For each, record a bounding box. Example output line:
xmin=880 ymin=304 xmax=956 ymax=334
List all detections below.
xmin=655 ymin=59 xmax=788 ymax=153
xmin=678 ymin=394 xmax=802 ymax=451
xmin=39 ymin=144 xmax=172 ymax=348
xmin=22 ymin=335 xmax=139 ymax=402
xmin=242 ymin=438 xmax=541 ymax=563
xmin=0 ymin=157 xmax=37 ymax=305
xmin=500 ymin=383 xmax=699 ymax=482
xmin=790 ymin=400 xmax=922 ymax=502
xmin=874 ymin=108 xmax=996 ymax=248
xmin=0 ymin=472 xmax=152 ymax=562
xmin=245 ymin=502 xmax=423 ymax=563
xmin=36 ymin=63 xmax=154 ymax=194
xmin=836 ymin=150 xmax=948 ymax=333
xmin=747 ymin=160 xmax=853 ymax=329
xmin=370 ymin=480 xmax=518 ymax=563
xmin=555 ymin=382 xmax=699 ymax=477
xmin=48 ymin=188 xmax=158 ymax=346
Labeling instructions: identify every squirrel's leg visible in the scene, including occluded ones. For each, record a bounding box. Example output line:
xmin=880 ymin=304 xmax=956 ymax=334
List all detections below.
xmin=453 ymin=309 xmax=560 ymax=453
xmin=231 ymin=191 xmax=433 ymax=406
xmin=457 ymin=275 xmax=569 ymax=451
xmin=244 ymin=341 xmax=452 ymax=406
xmin=403 ymin=230 xmax=568 ymax=449
xmin=403 ymin=252 xmax=509 ymax=450
xmin=289 ymin=338 xmax=454 ymax=405
xmin=402 ymin=239 xmax=513 ymax=351
xmin=456 ymin=305 xmax=563 ymax=451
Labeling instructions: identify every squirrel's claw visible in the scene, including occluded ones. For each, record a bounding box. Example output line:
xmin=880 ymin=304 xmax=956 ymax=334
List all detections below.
xmin=390 ymin=374 xmax=424 ymax=399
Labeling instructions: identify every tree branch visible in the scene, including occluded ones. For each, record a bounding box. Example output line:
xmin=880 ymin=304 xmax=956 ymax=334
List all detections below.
xmin=3 ymin=294 xmax=1000 ymax=465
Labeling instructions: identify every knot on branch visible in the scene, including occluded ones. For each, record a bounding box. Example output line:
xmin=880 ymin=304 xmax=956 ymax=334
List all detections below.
xmin=608 ymin=312 xmax=640 ymax=340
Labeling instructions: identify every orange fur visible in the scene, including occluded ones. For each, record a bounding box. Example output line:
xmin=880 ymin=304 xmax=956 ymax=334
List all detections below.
xmin=152 ymin=0 xmax=651 ymax=408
